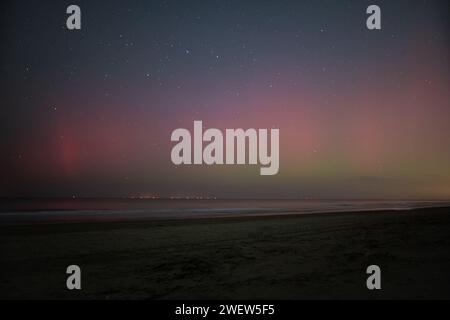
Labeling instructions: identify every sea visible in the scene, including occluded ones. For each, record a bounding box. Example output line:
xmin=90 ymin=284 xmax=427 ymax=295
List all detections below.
xmin=0 ymin=198 xmax=449 ymax=225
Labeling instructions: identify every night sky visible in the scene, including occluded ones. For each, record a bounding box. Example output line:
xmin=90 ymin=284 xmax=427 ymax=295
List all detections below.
xmin=1 ymin=0 xmax=449 ymax=199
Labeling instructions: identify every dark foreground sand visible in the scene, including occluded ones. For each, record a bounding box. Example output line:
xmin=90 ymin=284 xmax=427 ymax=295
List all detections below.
xmin=1 ymin=207 xmax=450 ymax=299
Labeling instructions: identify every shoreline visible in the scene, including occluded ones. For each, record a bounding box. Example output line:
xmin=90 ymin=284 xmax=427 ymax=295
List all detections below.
xmin=1 ymin=204 xmax=450 ymax=227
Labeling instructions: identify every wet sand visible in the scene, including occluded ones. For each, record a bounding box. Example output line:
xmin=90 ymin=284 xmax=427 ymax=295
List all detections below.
xmin=1 ymin=206 xmax=450 ymax=299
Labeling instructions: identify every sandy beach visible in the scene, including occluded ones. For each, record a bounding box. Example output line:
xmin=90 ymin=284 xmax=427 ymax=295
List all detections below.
xmin=1 ymin=206 xmax=450 ymax=299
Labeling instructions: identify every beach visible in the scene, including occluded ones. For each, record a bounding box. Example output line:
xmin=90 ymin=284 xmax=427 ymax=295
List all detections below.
xmin=1 ymin=206 xmax=450 ymax=299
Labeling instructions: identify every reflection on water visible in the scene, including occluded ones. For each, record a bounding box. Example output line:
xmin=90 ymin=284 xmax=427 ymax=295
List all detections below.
xmin=0 ymin=198 xmax=449 ymax=225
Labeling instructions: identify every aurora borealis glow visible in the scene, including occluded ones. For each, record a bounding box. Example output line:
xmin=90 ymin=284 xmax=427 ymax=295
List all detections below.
xmin=1 ymin=0 xmax=449 ymax=199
